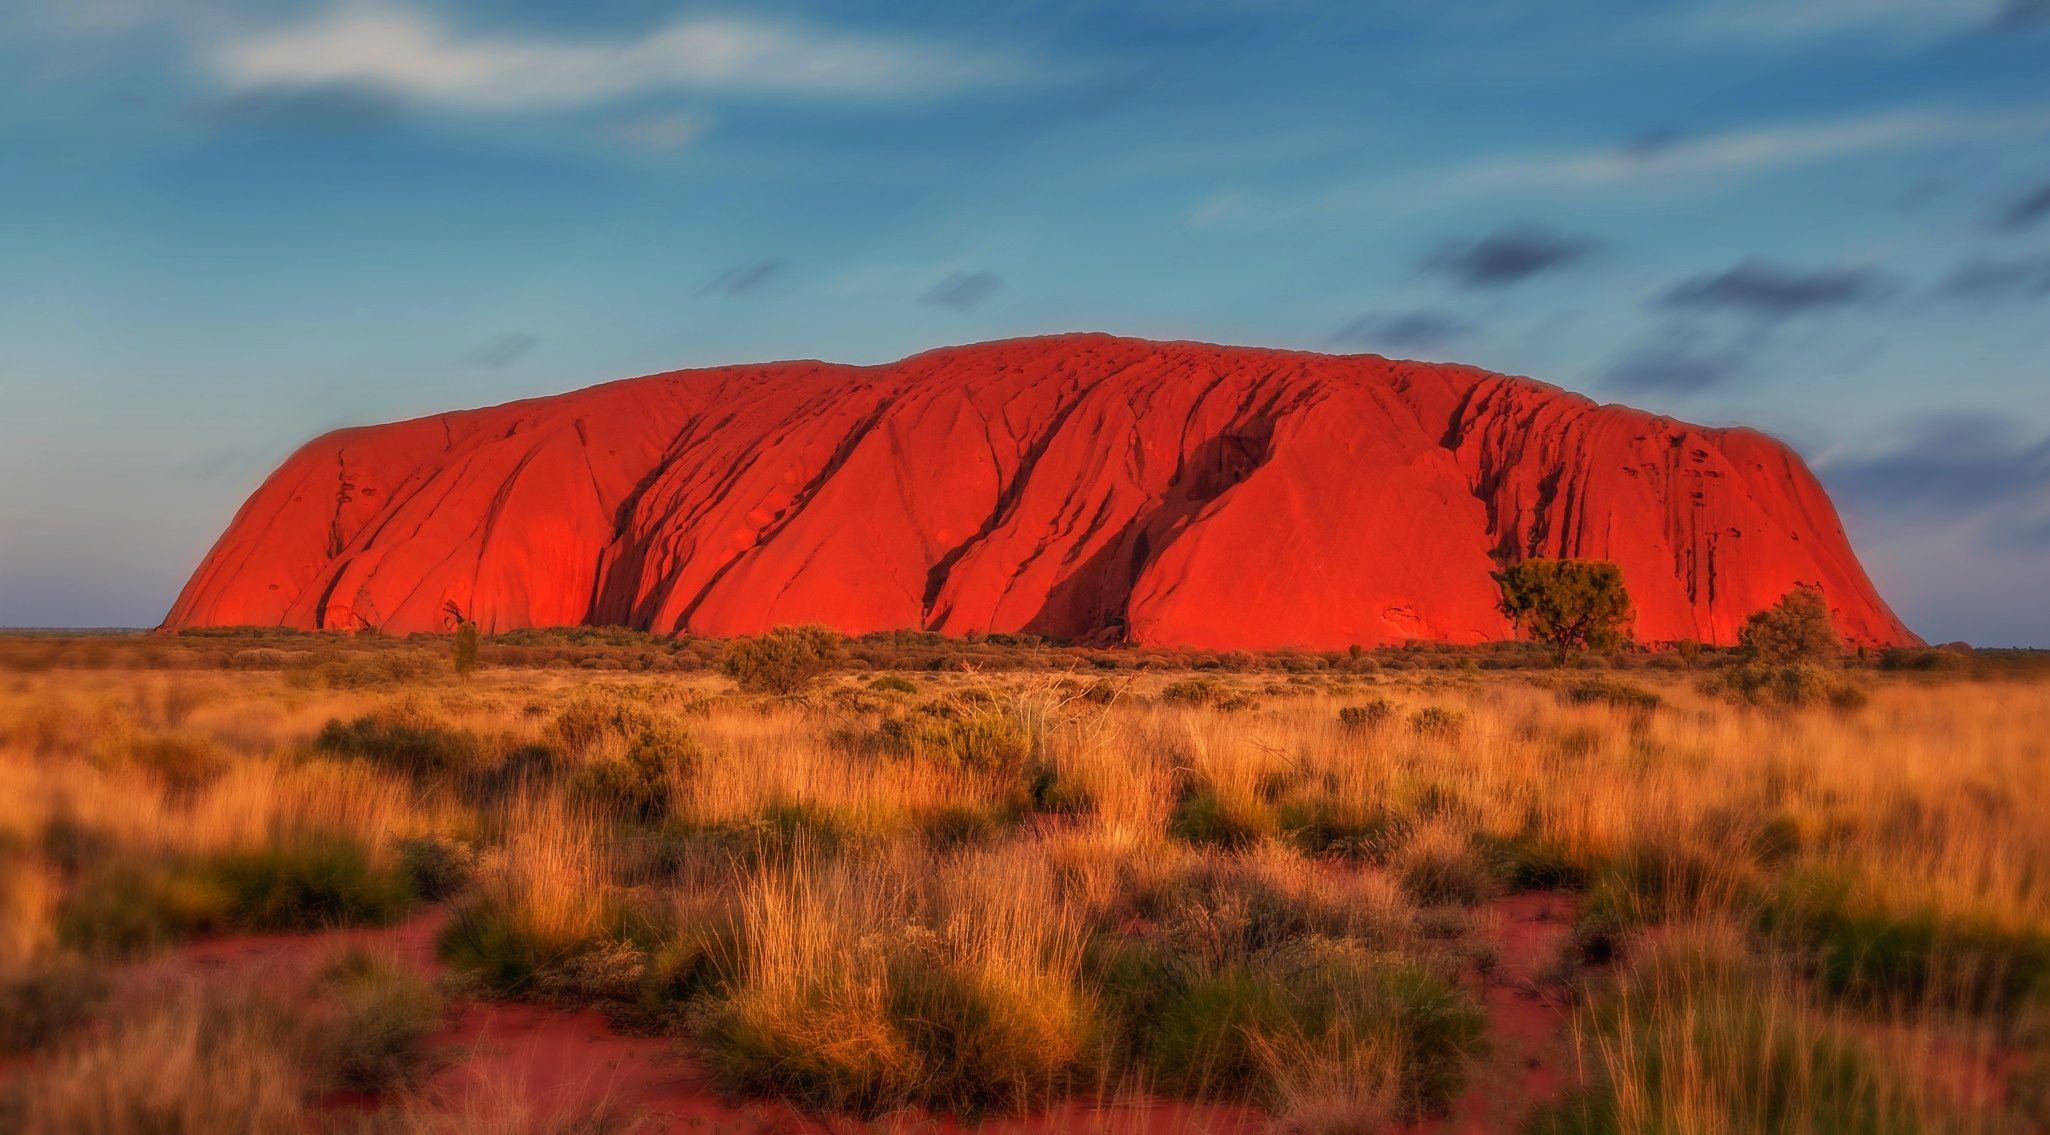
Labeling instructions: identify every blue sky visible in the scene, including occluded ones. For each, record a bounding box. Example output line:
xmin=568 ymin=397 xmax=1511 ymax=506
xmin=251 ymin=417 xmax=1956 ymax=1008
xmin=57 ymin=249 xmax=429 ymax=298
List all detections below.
xmin=2 ymin=0 xmax=2047 ymax=643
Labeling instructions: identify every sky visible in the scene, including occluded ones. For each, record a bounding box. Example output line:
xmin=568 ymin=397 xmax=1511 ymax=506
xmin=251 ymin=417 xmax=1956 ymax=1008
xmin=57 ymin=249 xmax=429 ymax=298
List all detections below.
xmin=1 ymin=0 xmax=2047 ymax=644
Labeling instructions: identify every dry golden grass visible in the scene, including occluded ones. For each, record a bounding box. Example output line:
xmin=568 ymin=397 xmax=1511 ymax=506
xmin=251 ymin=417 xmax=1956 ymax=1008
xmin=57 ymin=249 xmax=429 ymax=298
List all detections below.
xmin=0 ymin=647 xmax=2045 ymax=1132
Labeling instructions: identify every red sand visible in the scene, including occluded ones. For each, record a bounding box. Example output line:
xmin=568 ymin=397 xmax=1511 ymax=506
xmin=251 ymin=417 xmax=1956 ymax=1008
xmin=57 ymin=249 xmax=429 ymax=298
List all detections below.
xmin=163 ymin=333 xmax=1915 ymax=648
xmin=1401 ymin=892 xmax=1578 ymax=1134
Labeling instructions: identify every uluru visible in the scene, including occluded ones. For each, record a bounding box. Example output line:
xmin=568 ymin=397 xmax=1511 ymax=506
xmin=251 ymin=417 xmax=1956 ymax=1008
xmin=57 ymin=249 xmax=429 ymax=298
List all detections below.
xmin=163 ymin=333 xmax=1914 ymax=650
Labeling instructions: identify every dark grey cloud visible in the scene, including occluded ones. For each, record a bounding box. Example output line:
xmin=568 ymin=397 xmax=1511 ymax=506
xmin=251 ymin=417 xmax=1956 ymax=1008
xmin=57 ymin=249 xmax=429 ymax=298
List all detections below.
xmin=464 ymin=332 xmax=539 ymax=369
xmin=1332 ymin=309 xmax=1475 ymax=351
xmin=1821 ymin=416 xmax=2050 ymax=546
xmin=1940 ymin=253 xmax=2050 ymax=300
xmin=920 ymin=270 xmax=1002 ymax=311
xmin=1988 ymin=0 xmax=2050 ymax=30
xmin=1994 ymin=182 xmax=2050 ymax=231
xmin=1657 ymin=259 xmax=1893 ymax=322
xmin=1603 ymin=324 xmax=1756 ymax=394
xmin=196 ymin=84 xmax=400 ymax=135
xmin=700 ymin=260 xmax=782 ymax=296
xmin=1619 ymin=128 xmax=1686 ymax=158
xmin=1421 ymin=224 xmax=1597 ymax=289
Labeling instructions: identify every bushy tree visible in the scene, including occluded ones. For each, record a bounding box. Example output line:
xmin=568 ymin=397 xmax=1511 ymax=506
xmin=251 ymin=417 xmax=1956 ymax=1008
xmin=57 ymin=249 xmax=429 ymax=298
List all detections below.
xmin=1711 ymin=588 xmax=1863 ymax=709
xmin=1493 ymin=559 xmax=1635 ymax=666
xmin=722 ymin=626 xmax=847 ymax=695
xmin=1738 ymin=586 xmax=1841 ymax=665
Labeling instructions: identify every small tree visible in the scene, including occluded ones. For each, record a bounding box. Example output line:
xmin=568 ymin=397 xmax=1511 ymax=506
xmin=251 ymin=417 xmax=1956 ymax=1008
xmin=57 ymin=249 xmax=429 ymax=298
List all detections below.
xmin=1493 ymin=558 xmax=1635 ymax=666
xmin=453 ymin=621 xmax=480 ymax=678
xmin=1738 ymin=586 xmax=1841 ymax=665
xmin=444 ymin=601 xmax=480 ymax=678
xmin=722 ymin=626 xmax=847 ymax=695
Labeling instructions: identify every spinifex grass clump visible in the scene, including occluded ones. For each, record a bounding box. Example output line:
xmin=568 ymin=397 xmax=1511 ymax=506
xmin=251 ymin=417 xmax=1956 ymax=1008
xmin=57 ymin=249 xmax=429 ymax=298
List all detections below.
xmin=212 ymin=835 xmax=418 ymax=931
xmin=701 ymin=848 xmax=1099 ymax=1117
xmin=1758 ymin=866 xmax=2050 ymax=1024
xmin=16 ymin=978 xmax=312 ymax=1135
xmin=1147 ymin=940 xmax=1482 ymax=1125
xmin=1530 ymin=924 xmax=1954 ymax=1135
xmin=1089 ymin=847 xmax=1481 ymax=1126
xmin=307 ymin=948 xmax=444 ymax=1092
xmin=439 ymin=796 xmax=619 ymax=994
xmin=58 ymin=833 xmax=416 ymax=954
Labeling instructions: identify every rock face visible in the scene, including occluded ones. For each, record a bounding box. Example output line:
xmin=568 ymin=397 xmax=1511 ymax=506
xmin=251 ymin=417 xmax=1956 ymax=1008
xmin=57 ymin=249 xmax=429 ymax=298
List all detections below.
xmin=164 ymin=334 xmax=1915 ymax=649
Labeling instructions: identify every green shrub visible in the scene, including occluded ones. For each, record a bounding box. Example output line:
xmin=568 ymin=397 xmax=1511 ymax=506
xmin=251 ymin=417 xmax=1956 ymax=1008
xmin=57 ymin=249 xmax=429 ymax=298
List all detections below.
xmin=288 ymin=649 xmax=447 ymax=689
xmin=1337 ymin=699 xmax=1394 ymax=730
xmin=570 ymin=726 xmax=698 ymax=824
xmin=394 ymin=835 xmax=476 ymax=903
xmin=2014 ymin=1049 xmax=2050 ymax=1132
xmin=1877 ymin=647 xmax=1966 ymax=673
xmin=1133 ymin=854 xmax=1411 ymax=971
xmin=205 ymin=837 xmax=417 ymax=932
xmin=312 ymin=708 xmax=483 ymax=779
xmin=1160 ymin=678 xmax=1223 ymax=706
xmin=548 ymin=695 xmax=657 ymax=754
xmin=722 ymin=626 xmax=846 ymax=695
xmin=1713 ymin=662 xmax=1866 ymax=710
xmin=868 ymin=674 xmax=919 ymax=694
xmin=1560 ymin=679 xmax=1662 ymax=713
xmin=1086 ymin=935 xmax=1181 ymax=1055
xmin=1409 ymin=706 xmax=1466 ymax=739
xmin=878 ymin=708 xmax=1034 ymax=771
xmin=683 ymin=800 xmax=848 ymax=865
xmin=59 ymin=842 xmax=399 ymax=954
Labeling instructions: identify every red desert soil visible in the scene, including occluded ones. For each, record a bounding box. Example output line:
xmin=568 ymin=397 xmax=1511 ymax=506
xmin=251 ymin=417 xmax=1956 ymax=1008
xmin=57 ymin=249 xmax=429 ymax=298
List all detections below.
xmin=1399 ymin=892 xmax=1579 ymax=1135
xmin=162 ymin=333 xmax=1914 ymax=651
xmin=102 ymin=892 xmax=1586 ymax=1134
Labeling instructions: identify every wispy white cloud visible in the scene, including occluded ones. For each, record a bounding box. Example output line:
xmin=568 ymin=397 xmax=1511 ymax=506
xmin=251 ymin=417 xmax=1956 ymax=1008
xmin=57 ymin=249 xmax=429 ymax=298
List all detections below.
xmin=1191 ymin=104 xmax=2050 ymax=228
xmin=606 ymin=110 xmax=708 ymax=153
xmin=1454 ymin=106 xmax=2050 ymax=194
xmin=1672 ymin=0 xmax=2006 ymax=45
xmin=208 ymin=3 xmax=1039 ymax=111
